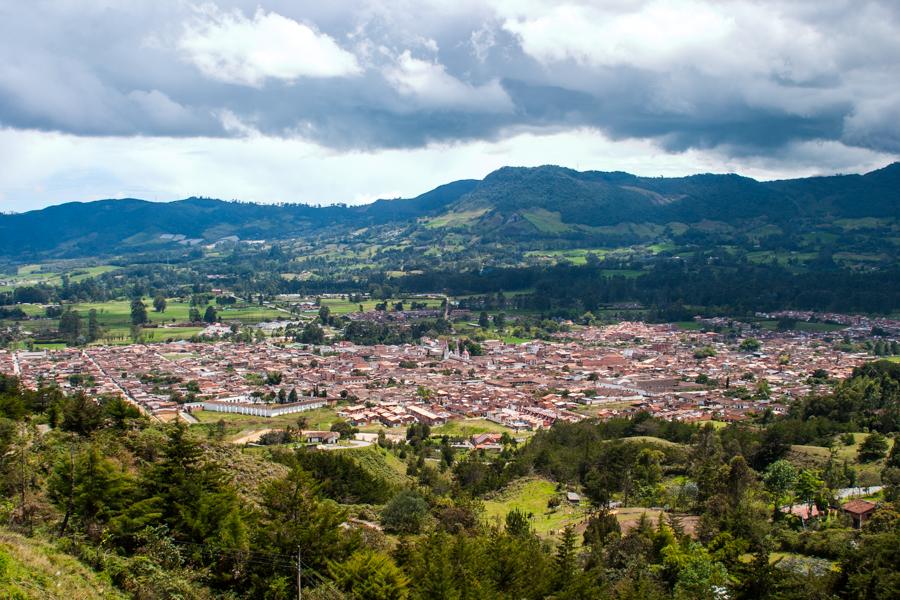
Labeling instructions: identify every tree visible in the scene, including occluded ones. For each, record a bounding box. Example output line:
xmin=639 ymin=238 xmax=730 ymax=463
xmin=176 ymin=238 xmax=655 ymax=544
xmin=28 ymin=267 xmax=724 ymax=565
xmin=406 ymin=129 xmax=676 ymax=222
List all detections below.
xmin=87 ymin=309 xmax=101 ymax=343
xmin=381 ymin=490 xmax=429 ymax=534
xmin=130 ymin=298 xmax=148 ymax=326
xmin=318 ymin=305 xmax=331 ymax=325
xmin=661 ymin=542 xmax=729 ymax=600
xmin=48 ymin=445 xmax=134 ymax=535
xmin=554 ymin=525 xmax=578 ymax=590
xmin=583 ymin=509 xmax=621 ymax=548
xmin=101 ymin=396 xmax=142 ymax=431
xmin=859 ymin=432 xmax=889 ymax=462
xmin=493 ymin=313 xmax=506 ymax=328
xmin=330 ymin=420 xmax=357 ymax=440
xmin=58 ymin=309 xmax=82 ymax=344
xmin=795 ymin=469 xmax=824 ymax=517
xmin=188 ymin=307 xmax=202 ymax=322
xmin=478 ymin=311 xmax=490 ymax=328
xmin=505 ymin=507 xmax=532 ymax=537
xmin=331 ymin=550 xmax=409 ymax=600
xmin=739 ymin=338 xmax=761 ymax=352
xmin=119 ymin=422 xmax=248 ymax=557
xmin=60 ymin=392 xmax=104 ymax=436
xmin=203 ymin=305 xmax=218 ymax=323
xmin=152 ymin=295 xmax=167 ymax=313
xmin=763 ymin=460 xmax=797 ymax=519
xmin=253 ymin=466 xmax=358 ymax=581
xmin=300 ymin=321 xmax=325 ymax=344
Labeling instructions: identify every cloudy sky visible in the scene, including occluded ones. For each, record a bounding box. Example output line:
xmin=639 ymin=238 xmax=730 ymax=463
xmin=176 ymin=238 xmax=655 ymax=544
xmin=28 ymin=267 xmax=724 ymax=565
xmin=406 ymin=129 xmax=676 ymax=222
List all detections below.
xmin=1 ymin=0 xmax=898 ymax=212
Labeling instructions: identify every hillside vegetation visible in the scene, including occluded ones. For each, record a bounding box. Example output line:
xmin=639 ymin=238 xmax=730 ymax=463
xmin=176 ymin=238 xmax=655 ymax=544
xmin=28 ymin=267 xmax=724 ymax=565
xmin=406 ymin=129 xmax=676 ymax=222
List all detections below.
xmin=1 ymin=163 xmax=897 ymax=259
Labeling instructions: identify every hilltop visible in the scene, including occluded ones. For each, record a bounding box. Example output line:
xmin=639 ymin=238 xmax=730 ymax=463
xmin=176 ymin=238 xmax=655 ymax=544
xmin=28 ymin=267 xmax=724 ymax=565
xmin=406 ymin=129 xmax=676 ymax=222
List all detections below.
xmin=1 ymin=163 xmax=897 ymax=260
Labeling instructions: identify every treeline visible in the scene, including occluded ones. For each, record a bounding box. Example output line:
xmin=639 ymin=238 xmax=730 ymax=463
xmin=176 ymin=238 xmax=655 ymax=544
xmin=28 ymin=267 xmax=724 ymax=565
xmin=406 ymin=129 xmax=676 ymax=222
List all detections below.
xmin=396 ymin=262 xmax=900 ymax=315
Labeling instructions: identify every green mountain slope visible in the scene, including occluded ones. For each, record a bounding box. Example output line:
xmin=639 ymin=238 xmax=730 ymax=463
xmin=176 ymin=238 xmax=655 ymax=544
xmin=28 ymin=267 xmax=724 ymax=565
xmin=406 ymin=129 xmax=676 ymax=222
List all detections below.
xmin=1 ymin=163 xmax=897 ymax=260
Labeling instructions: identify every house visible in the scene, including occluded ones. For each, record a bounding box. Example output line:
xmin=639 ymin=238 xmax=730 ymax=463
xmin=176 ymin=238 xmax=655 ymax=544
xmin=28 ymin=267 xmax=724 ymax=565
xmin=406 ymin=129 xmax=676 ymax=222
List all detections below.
xmin=471 ymin=433 xmax=503 ymax=449
xmin=781 ymin=503 xmax=822 ymax=522
xmin=303 ymin=430 xmax=339 ymax=444
xmin=566 ymin=491 xmax=581 ymax=504
xmin=841 ymin=499 xmax=877 ymax=528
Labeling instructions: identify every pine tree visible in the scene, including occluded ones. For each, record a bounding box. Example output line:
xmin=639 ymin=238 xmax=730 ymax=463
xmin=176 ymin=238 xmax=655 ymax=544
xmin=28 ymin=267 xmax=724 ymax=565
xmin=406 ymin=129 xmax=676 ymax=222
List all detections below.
xmin=554 ymin=525 xmax=578 ymax=590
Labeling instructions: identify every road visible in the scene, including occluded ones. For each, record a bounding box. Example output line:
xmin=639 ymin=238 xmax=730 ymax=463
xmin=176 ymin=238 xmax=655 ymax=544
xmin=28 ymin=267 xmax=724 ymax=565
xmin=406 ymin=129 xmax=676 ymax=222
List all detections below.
xmin=81 ymin=349 xmax=154 ymax=419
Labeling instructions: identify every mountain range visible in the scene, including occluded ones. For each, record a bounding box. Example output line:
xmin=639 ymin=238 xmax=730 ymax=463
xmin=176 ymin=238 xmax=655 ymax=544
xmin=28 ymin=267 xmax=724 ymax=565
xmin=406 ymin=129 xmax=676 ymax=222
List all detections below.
xmin=1 ymin=163 xmax=898 ymax=260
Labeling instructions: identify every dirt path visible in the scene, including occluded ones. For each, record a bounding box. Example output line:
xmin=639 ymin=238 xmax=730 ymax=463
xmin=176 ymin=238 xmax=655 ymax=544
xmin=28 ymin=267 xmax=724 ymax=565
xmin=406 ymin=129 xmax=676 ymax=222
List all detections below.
xmin=231 ymin=429 xmax=273 ymax=445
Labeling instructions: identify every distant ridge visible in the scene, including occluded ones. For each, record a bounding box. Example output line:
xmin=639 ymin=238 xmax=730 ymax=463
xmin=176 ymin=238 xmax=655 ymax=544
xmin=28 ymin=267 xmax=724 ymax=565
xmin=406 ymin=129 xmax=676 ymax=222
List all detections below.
xmin=0 ymin=163 xmax=897 ymax=259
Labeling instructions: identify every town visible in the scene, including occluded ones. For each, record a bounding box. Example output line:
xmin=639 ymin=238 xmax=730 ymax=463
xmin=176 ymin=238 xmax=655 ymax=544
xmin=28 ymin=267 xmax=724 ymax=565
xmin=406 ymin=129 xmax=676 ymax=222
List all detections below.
xmin=0 ymin=319 xmax=874 ymax=434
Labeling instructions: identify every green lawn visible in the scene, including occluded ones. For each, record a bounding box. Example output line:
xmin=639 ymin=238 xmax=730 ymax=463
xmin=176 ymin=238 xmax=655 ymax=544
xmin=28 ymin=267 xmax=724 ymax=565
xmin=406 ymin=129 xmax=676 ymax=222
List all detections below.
xmin=431 ymin=418 xmax=520 ymax=438
xmin=482 ymin=478 xmax=587 ymax=538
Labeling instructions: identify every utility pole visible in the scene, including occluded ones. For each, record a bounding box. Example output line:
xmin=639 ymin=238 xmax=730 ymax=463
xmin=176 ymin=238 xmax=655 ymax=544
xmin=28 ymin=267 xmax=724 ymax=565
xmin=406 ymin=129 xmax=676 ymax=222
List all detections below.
xmin=297 ymin=546 xmax=302 ymax=600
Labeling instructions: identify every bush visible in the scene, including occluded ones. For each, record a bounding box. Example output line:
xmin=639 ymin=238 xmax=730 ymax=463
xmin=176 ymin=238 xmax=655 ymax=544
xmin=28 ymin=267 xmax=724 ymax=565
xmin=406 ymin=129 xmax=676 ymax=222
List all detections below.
xmin=381 ymin=490 xmax=429 ymax=534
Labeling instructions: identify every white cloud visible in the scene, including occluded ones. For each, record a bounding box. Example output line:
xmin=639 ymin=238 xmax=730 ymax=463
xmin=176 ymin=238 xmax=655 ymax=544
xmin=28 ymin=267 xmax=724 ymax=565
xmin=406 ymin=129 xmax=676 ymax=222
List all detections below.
xmin=496 ymin=0 xmax=835 ymax=82
xmin=470 ymin=23 xmax=497 ymax=62
xmin=179 ymin=6 xmax=361 ymax=87
xmin=384 ymin=50 xmax=514 ymax=112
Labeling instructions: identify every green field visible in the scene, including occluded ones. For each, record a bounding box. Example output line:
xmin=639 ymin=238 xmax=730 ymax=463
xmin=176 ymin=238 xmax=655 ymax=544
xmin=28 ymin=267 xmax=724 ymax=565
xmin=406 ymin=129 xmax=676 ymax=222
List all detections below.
xmin=191 ymin=406 xmax=340 ymax=441
xmin=521 ymin=209 xmax=573 ymax=234
xmin=1 ymin=298 xmax=286 ymax=345
xmin=431 ymin=418 xmax=520 ymax=438
xmin=424 ymin=208 xmax=489 ymax=229
xmin=0 ymin=264 xmax=120 ymax=291
xmin=482 ymin=477 xmax=587 ymax=538
xmin=319 ymin=296 xmax=444 ymax=315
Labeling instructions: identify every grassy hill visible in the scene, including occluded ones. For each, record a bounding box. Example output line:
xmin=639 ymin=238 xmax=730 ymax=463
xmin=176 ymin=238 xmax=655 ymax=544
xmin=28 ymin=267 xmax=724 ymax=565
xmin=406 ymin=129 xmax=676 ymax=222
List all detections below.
xmin=0 ymin=529 xmax=126 ymax=599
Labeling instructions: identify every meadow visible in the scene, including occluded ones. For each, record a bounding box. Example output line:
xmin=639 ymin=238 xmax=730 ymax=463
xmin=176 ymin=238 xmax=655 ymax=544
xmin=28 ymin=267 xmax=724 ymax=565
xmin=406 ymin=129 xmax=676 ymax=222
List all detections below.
xmin=481 ymin=477 xmax=587 ymax=539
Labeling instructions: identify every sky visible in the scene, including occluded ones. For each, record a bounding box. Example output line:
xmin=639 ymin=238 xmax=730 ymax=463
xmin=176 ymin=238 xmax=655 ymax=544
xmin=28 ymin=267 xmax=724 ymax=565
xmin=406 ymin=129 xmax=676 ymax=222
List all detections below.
xmin=0 ymin=0 xmax=898 ymax=212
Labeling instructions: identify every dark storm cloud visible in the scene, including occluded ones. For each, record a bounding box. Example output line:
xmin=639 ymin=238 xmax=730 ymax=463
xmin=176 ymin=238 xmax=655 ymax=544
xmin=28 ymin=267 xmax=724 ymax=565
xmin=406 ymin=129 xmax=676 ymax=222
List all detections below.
xmin=0 ymin=0 xmax=898 ymax=158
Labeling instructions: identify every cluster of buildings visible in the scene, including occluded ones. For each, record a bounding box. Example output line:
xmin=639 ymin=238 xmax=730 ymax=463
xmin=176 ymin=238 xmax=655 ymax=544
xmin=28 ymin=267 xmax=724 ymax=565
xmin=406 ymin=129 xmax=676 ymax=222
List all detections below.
xmin=0 ymin=320 xmax=878 ymax=428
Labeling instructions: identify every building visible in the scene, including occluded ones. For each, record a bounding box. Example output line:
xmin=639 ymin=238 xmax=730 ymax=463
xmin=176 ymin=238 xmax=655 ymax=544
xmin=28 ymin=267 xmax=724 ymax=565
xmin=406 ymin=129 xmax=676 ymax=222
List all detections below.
xmin=200 ymin=397 xmax=327 ymax=417
xmin=841 ymin=499 xmax=877 ymax=528
xmin=303 ymin=431 xmax=339 ymax=444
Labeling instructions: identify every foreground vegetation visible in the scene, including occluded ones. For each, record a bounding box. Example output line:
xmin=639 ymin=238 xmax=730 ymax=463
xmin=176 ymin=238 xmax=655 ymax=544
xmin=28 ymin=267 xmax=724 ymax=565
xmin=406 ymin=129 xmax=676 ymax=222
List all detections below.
xmin=1 ymin=359 xmax=899 ymax=598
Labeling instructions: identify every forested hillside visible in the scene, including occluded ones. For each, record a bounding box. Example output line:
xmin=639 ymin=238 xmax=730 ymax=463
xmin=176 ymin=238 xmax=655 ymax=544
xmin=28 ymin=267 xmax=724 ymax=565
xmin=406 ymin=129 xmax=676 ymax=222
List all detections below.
xmin=2 ymin=363 xmax=899 ymax=599
xmin=1 ymin=163 xmax=897 ymax=259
